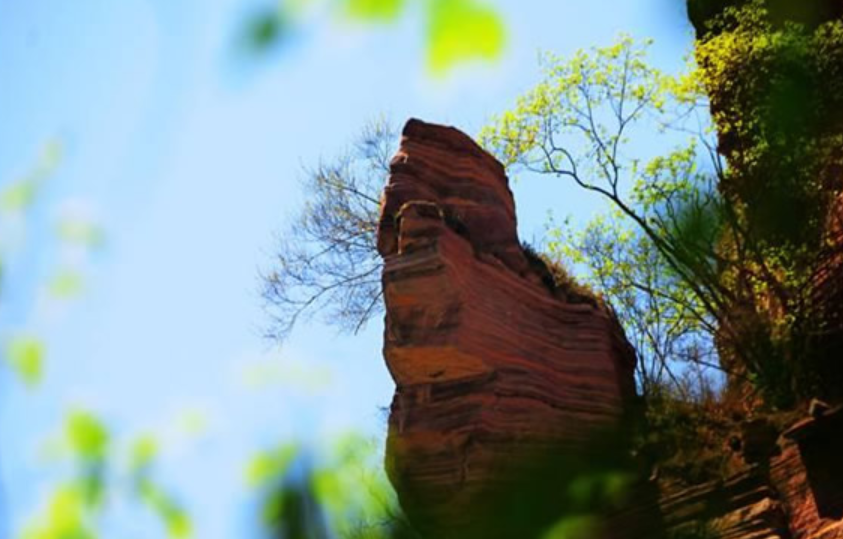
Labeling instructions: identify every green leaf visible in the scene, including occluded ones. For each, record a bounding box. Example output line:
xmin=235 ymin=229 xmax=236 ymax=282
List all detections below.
xmin=246 ymin=444 xmax=298 ymax=487
xmin=20 ymin=486 xmax=97 ymax=539
xmin=242 ymin=9 xmax=287 ymax=53
xmin=0 ymin=180 xmax=39 ymax=212
xmin=66 ymin=410 xmax=109 ymax=461
xmin=164 ymin=507 xmax=192 ymax=538
xmin=139 ymin=480 xmax=193 ymax=538
xmin=5 ymin=335 xmax=45 ymax=387
xmin=0 ymin=140 xmax=62 ymax=212
xmin=427 ymin=0 xmax=505 ymax=75
xmin=48 ymin=270 xmax=85 ymax=299
xmin=542 ymin=515 xmax=599 ymax=539
xmin=345 ymin=0 xmax=405 ymax=21
xmin=56 ymin=219 xmax=105 ymax=248
xmin=129 ymin=435 xmax=159 ymax=472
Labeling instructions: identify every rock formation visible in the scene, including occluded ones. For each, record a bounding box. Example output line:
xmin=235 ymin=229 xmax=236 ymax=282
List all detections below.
xmin=376 ymin=119 xmax=638 ymax=538
xmin=375 ymin=119 xmax=843 ymax=539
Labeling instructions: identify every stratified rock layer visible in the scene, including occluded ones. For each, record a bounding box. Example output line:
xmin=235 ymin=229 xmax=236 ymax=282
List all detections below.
xmin=377 ymin=119 xmax=637 ymax=537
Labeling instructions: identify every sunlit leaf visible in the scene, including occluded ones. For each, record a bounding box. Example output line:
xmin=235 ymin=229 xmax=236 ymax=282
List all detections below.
xmin=139 ymin=480 xmax=193 ymax=538
xmin=129 ymin=435 xmax=158 ymax=472
xmin=21 ymin=487 xmax=96 ymax=539
xmin=246 ymin=444 xmax=298 ymax=487
xmin=427 ymin=0 xmax=505 ymax=75
xmin=48 ymin=270 xmax=85 ymax=299
xmin=56 ymin=219 xmax=105 ymax=248
xmin=0 ymin=179 xmax=39 ymax=212
xmin=176 ymin=409 xmax=209 ymax=438
xmin=66 ymin=410 xmax=109 ymax=461
xmin=164 ymin=507 xmax=192 ymax=538
xmin=345 ymin=0 xmax=405 ymax=21
xmin=5 ymin=335 xmax=45 ymax=387
xmin=542 ymin=515 xmax=600 ymax=539
xmin=0 ymin=139 xmax=62 ymax=212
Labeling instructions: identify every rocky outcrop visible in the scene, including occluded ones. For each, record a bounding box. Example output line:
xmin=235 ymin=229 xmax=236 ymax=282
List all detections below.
xmin=377 ymin=119 xmax=638 ymax=538
xmin=658 ymin=468 xmax=791 ymax=539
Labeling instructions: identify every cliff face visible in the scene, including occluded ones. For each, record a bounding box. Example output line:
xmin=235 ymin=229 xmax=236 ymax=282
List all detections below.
xmin=376 ymin=119 xmax=638 ymax=537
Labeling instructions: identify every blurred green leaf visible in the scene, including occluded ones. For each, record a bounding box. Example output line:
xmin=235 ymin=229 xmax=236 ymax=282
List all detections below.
xmin=76 ymin=467 xmax=106 ymax=507
xmin=246 ymin=444 xmax=298 ymax=487
xmin=175 ymin=408 xmax=209 ymax=438
xmin=567 ymin=475 xmax=599 ymax=508
xmin=427 ymin=0 xmax=505 ymax=75
xmin=66 ymin=410 xmax=109 ymax=461
xmin=0 ymin=139 xmax=62 ymax=212
xmin=56 ymin=219 xmax=105 ymax=249
xmin=542 ymin=515 xmax=600 ymax=539
xmin=140 ymin=480 xmax=193 ymax=538
xmin=21 ymin=487 xmax=96 ymax=539
xmin=129 ymin=435 xmax=158 ymax=472
xmin=346 ymin=0 xmax=405 ymax=21
xmin=242 ymin=9 xmax=288 ymax=53
xmin=0 ymin=179 xmax=40 ymax=212
xmin=602 ymin=471 xmax=634 ymax=505
xmin=48 ymin=270 xmax=85 ymax=299
xmin=164 ymin=507 xmax=192 ymax=538
xmin=5 ymin=335 xmax=45 ymax=387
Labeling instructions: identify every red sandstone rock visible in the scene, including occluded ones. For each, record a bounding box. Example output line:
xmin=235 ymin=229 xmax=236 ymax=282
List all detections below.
xmin=377 ymin=119 xmax=637 ymax=537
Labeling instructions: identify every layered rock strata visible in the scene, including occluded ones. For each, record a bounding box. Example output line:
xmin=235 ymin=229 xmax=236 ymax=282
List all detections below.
xmin=376 ymin=119 xmax=638 ymax=537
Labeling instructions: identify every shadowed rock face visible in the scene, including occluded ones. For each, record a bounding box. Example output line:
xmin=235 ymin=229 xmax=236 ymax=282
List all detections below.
xmin=376 ymin=119 xmax=638 ymax=537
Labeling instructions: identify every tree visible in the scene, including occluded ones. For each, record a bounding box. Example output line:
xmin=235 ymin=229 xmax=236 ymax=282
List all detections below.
xmin=548 ymin=213 xmax=719 ymax=398
xmin=263 ymin=119 xmax=396 ymax=340
xmin=479 ymin=36 xmax=740 ymax=394
xmin=478 ymin=32 xmax=841 ymax=407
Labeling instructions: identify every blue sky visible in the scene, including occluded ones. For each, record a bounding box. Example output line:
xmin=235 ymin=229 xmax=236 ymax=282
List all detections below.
xmin=0 ymin=1 xmax=693 ymax=537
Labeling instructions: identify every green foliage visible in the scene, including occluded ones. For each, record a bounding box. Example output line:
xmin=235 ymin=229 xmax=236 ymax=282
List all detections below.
xmin=638 ymin=376 xmax=732 ymax=485
xmin=482 ymin=36 xmax=731 ymax=400
xmin=66 ymin=410 xmax=110 ymax=462
xmin=346 ymin=0 xmax=406 ymax=21
xmin=247 ymin=443 xmax=299 ymax=487
xmin=21 ymin=487 xmax=97 ymax=539
xmin=549 ymin=213 xmax=719 ymax=397
xmin=137 ymin=480 xmax=193 ymax=538
xmin=426 ymin=0 xmax=505 ymax=75
xmin=0 ymin=140 xmax=62 ymax=212
xmin=248 ymin=435 xmax=414 ymax=539
xmin=482 ymin=28 xmax=843 ymax=407
xmin=521 ymin=241 xmax=600 ymax=307
xmin=47 ymin=269 xmax=85 ymax=299
xmin=691 ymin=0 xmax=843 ymax=403
xmin=5 ymin=335 xmax=45 ymax=387
xmin=21 ymin=411 xmax=192 ymax=539
xmin=541 ymin=516 xmax=600 ymax=539
xmin=1 ymin=139 xmax=103 ymax=387
xmin=240 ymin=0 xmax=506 ymax=76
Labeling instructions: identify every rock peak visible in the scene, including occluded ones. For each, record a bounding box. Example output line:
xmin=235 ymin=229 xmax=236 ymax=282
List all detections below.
xmin=377 ymin=119 xmax=637 ymax=537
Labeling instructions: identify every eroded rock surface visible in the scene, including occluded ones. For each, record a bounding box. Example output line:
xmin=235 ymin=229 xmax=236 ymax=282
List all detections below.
xmin=376 ymin=119 xmax=637 ymax=537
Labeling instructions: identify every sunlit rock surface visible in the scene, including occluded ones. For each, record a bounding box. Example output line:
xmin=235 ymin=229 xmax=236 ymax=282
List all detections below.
xmin=376 ymin=119 xmax=638 ymax=537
